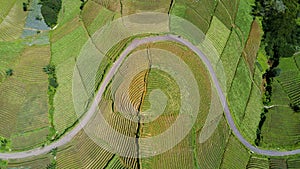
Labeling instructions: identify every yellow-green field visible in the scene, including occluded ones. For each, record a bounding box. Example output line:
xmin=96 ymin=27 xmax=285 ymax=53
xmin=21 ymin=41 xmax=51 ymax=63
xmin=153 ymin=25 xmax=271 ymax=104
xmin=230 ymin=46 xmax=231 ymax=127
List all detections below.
xmin=0 ymin=0 xmax=28 ymax=41
xmin=0 ymin=45 xmax=50 ymax=150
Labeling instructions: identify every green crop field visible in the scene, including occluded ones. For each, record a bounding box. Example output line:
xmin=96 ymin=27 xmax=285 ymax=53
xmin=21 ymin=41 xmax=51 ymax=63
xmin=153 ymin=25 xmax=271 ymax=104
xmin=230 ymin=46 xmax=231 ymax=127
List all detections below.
xmin=228 ymin=58 xmax=252 ymax=125
xmin=288 ymin=157 xmax=300 ymax=169
xmin=220 ymin=135 xmax=250 ymax=169
xmin=0 ymin=45 xmax=50 ymax=151
xmin=51 ymin=24 xmax=89 ymax=134
xmin=240 ymin=83 xmax=263 ymax=143
xmin=246 ymin=156 xmax=269 ymax=169
xmin=0 ymin=40 xmax=25 ymax=82
xmin=220 ymin=31 xmax=243 ymax=90
xmin=196 ymin=116 xmax=230 ymax=169
xmin=7 ymin=154 xmax=52 ymax=168
xmin=234 ymin=0 xmax=255 ymax=44
xmin=214 ymin=0 xmax=239 ymax=29
xmin=269 ymin=158 xmax=288 ymax=169
xmin=171 ymin=0 xmax=217 ymax=33
xmin=260 ymin=56 xmax=300 ymax=150
xmin=205 ymin=16 xmax=231 ymax=56
xmin=82 ymin=0 xmax=116 ymax=35
xmin=57 ymin=0 xmax=82 ymax=26
xmin=121 ymin=0 xmax=171 ymax=15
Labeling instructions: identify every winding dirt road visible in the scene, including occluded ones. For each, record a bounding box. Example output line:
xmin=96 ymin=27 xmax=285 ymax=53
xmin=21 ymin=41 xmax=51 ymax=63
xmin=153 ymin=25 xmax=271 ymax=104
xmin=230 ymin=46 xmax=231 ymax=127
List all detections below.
xmin=0 ymin=35 xmax=299 ymax=160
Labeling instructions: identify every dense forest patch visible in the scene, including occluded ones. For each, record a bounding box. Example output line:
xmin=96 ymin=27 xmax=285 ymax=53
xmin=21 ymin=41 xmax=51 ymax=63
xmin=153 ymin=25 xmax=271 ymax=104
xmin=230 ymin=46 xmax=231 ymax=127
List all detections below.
xmin=40 ymin=0 xmax=62 ymax=28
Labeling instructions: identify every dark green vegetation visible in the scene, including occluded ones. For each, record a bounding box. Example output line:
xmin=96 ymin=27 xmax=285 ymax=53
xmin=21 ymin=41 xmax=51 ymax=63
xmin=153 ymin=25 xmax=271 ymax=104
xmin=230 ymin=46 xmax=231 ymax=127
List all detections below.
xmin=40 ymin=0 xmax=62 ymax=28
xmin=253 ymin=0 xmax=300 ymax=148
xmin=253 ymin=0 xmax=300 ymax=63
xmin=43 ymin=64 xmax=58 ymax=141
xmin=0 ymin=159 xmax=7 ymax=168
xmin=5 ymin=68 xmax=13 ymax=76
xmin=0 ymin=136 xmax=10 ymax=152
xmin=260 ymin=55 xmax=300 ymax=149
xmin=46 ymin=148 xmax=57 ymax=169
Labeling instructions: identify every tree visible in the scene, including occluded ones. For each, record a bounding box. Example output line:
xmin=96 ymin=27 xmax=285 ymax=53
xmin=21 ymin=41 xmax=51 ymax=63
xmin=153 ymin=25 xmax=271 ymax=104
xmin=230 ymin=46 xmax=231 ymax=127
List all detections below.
xmin=290 ymin=103 xmax=300 ymax=112
xmin=43 ymin=64 xmax=55 ymax=74
xmin=23 ymin=2 xmax=28 ymax=11
xmin=253 ymin=0 xmax=300 ymax=59
xmin=5 ymin=69 xmax=13 ymax=76
xmin=40 ymin=0 xmax=62 ymax=28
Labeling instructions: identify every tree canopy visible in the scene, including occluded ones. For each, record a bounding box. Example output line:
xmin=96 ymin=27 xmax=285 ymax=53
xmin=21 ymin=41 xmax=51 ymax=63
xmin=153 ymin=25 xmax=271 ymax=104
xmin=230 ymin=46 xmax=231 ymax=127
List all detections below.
xmin=40 ymin=0 xmax=62 ymax=28
xmin=253 ymin=0 xmax=300 ymax=63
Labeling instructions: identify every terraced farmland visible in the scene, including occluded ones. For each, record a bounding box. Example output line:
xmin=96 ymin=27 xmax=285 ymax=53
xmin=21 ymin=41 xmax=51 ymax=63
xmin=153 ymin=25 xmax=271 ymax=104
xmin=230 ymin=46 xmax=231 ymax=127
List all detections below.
xmin=0 ymin=45 xmax=50 ymax=150
xmin=246 ymin=156 xmax=269 ymax=169
xmin=0 ymin=40 xmax=25 ymax=82
xmin=196 ymin=116 xmax=230 ymax=169
xmin=0 ymin=0 xmax=28 ymax=41
xmin=220 ymin=135 xmax=250 ymax=169
xmin=214 ymin=0 xmax=239 ymax=28
xmin=0 ymin=0 xmax=17 ymax=23
xmin=7 ymin=154 xmax=52 ymax=168
xmin=0 ymin=0 xmax=287 ymax=168
xmin=228 ymin=58 xmax=252 ymax=125
xmin=51 ymin=23 xmax=89 ymax=134
xmin=171 ymin=0 xmax=217 ymax=33
xmin=260 ymin=56 xmax=300 ymax=150
xmin=243 ymin=20 xmax=262 ymax=74
xmin=121 ymin=0 xmax=171 ymax=15
xmin=82 ymin=1 xmax=115 ymax=35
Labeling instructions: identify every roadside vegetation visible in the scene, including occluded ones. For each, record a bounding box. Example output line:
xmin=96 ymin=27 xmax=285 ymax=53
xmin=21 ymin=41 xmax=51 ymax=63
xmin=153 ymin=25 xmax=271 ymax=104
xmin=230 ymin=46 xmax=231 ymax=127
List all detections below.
xmin=43 ymin=64 xmax=58 ymax=141
xmin=252 ymin=0 xmax=300 ymax=147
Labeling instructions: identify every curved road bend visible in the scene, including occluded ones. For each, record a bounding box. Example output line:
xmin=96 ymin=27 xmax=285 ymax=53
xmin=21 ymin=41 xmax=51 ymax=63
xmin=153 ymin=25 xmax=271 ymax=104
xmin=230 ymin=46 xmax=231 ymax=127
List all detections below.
xmin=1 ymin=35 xmax=299 ymax=160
